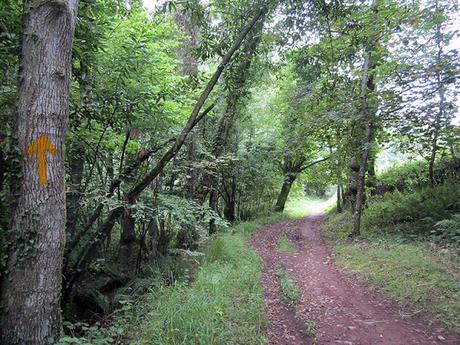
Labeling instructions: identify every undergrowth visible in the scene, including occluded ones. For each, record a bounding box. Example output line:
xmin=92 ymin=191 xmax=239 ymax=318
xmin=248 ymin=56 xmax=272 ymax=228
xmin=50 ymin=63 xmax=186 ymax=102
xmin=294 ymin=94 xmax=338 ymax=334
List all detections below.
xmin=365 ymin=181 xmax=460 ymax=239
xmin=59 ymin=213 xmax=291 ymax=345
xmin=57 ymin=197 xmax=320 ymax=345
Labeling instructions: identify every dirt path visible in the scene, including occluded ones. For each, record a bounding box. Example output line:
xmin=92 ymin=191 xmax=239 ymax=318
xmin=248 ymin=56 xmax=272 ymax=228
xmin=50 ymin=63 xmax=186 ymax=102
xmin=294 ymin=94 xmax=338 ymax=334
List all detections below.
xmin=250 ymin=214 xmax=459 ymax=345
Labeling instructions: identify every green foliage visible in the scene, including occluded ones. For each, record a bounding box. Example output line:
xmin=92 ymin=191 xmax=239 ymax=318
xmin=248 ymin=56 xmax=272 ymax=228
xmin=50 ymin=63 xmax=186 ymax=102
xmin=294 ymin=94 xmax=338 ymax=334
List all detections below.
xmin=59 ymin=211 xmax=291 ymax=344
xmin=58 ymin=302 xmax=137 ymax=345
xmin=2 ymin=0 xmax=460 ymax=341
xmin=276 ymin=266 xmax=300 ymax=306
xmin=433 ymin=214 xmax=460 ymax=246
xmin=323 ymin=162 xmax=460 ymax=332
xmin=364 ymin=182 xmax=460 ymax=237
xmin=376 ymin=159 xmax=460 ymax=193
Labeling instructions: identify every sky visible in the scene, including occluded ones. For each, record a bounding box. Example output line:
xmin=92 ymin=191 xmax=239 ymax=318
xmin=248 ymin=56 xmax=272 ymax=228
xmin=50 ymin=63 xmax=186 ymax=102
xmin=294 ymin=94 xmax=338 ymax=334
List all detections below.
xmin=143 ymin=0 xmax=157 ymax=11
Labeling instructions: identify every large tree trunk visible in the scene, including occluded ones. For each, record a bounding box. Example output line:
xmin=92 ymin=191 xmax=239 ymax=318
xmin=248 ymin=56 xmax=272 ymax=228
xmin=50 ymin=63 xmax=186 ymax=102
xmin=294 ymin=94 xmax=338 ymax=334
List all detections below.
xmin=274 ymin=173 xmax=297 ymax=212
xmin=0 ymin=0 xmax=78 ymax=343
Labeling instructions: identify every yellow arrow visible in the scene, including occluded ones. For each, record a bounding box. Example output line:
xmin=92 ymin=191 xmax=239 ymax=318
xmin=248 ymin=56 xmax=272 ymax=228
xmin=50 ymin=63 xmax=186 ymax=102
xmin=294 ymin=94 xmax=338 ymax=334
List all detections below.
xmin=26 ymin=135 xmax=57 ymax=186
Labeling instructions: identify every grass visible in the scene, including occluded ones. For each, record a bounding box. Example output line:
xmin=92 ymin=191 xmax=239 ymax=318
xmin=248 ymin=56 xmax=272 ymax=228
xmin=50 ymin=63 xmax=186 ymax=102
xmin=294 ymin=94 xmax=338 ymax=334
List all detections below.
xmin=58 ymin=214 xmax=292 ymax=345
xmin=303 ymin=320 xmax=316 ymax=337
xmin=131 ymin=214 xmax=295 ymax=345
xmin=284 ymin=198 xmax=317 ymax=218
xmin=284 ymin=196 xmax=335 ymax=219
xmin=276 ymin=266 xmax=300 ymax=306
xmin=276 ymin=235 xmax=297 ymax=253
xmin=323 ymin=210 xmax=460 ymax=333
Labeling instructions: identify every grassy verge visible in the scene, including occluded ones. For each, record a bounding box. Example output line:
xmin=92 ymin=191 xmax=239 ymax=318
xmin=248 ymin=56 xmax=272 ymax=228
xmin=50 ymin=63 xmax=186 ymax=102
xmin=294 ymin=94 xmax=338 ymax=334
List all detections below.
xmin=58 ymin=198 xmax=319 ymax=345
xmin=58 ymin=214 xmax=289 ymax=345
xmin=130 ymin=214 xmax=291 ymax=345
xmin=322 ymin=211 xmax=460 ymax=333
xmin=276 ymin=266 xmax=300 ymax=306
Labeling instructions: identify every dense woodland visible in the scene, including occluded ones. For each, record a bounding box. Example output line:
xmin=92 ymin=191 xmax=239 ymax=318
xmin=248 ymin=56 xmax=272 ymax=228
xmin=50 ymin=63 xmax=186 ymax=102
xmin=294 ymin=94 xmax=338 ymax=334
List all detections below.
xmin=0 ymin=0 xmax=459 ymax=344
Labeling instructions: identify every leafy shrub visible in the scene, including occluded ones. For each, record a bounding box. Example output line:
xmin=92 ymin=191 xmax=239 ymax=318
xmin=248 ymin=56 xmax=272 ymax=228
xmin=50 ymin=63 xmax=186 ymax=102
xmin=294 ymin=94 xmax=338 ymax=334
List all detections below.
xmin=363 ymin=182 xmax=460 ymax=236
xmin=432 ymin=214 xmax=460 ymax=245
xmin=375 ymin=158 xmax=460 ymax=195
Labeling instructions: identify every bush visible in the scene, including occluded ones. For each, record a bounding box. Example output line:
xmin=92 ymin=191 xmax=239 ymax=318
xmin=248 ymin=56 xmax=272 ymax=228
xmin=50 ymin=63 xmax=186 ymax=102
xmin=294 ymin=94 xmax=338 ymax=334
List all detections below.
xmin=432 ymin=214 xmax=460 ymax=245
xmin=363 ymin=182 xmax=460 ymax=237
xmin=374 ymin=158 xmax=460 ymax=195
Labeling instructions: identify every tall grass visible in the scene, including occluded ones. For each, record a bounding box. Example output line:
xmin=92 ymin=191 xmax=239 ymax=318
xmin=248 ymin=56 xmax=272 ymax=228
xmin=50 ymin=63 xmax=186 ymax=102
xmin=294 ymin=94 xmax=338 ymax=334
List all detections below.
xmin=131 ymin=214 xmax=293 ymax=345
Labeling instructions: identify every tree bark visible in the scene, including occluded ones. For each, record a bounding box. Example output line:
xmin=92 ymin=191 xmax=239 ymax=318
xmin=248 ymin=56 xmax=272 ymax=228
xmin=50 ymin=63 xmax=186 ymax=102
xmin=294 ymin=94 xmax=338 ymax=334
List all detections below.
xmin=176 ymin=7 xmax=200 ymax=247
xmin=350 ymin=1 xmax=378 ymax=237
xmin=0 ymin=0 xmax=78 ymax=343
xmin=274 ymin=156 xmax=329 ymax=213
xmin=336 ymin=154 xmax=343 ymax=213
xmin=274 ymin=173 xmax=296 ymax=212
xmin=429 ymin=6 xmax=445 ymax=185
xmin=223 ymin=175 xmax=237 ymax=222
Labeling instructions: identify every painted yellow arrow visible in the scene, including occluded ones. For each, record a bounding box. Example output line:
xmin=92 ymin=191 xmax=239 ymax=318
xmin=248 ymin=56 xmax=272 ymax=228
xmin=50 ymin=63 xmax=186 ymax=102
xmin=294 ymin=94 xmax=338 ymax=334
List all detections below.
xmin=26 ymin=135 xmax=57 ymax=186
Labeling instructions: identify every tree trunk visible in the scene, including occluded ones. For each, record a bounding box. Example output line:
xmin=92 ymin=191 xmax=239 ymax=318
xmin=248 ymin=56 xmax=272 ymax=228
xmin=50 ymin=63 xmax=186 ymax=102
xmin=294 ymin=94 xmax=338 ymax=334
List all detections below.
xmin=175 ymin=7 xmax=201 ymax=247
xmin=275 ymin=173 xmax=297 ymax=212
xmin=0 ymin=144 xmax=5 ymax=193
xmin=429 ymin=9 xmax=446 ymax=185
xmin=208 ymin=190 xmax=219 ymax=234
xmin=0 ymin=0 xmax=78 ymax=343
xmin=223 ymin=175 xmax=237 ymax=222
xmin=118 ymin=210 xmax=137 ymax=276
xmin=336 ymin=155 xmax=343 ymax=213
xmin=367 ymin=149 xmax=377 ymax=193
xmin=207 ymin=20 xmax=264 ymax=233
xmin=350 ymin=3 xmax=378 ymax=237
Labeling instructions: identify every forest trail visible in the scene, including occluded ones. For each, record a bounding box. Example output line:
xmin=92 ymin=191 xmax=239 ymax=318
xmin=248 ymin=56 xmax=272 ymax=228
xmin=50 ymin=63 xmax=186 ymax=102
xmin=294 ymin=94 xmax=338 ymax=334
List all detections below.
xmin=250 ymin=213 xmax=460 ymax=345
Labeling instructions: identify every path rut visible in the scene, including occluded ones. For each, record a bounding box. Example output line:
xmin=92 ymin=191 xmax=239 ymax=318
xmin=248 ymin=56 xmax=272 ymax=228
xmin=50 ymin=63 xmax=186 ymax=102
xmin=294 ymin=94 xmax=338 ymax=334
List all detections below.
xmin=250 ymin=214 xmax=459 ymax=345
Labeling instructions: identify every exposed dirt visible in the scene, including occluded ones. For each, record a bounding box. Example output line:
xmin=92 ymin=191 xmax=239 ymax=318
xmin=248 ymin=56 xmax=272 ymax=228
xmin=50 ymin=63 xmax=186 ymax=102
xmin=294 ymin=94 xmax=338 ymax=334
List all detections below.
xmin=250 ymin=214 xmax=460 ymax=345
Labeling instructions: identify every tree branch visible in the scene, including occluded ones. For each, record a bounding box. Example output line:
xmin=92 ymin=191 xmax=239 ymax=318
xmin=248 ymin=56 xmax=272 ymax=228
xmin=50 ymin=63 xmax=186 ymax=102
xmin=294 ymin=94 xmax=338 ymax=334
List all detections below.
xmin=299 ymin=156 xmax=330 ymax=172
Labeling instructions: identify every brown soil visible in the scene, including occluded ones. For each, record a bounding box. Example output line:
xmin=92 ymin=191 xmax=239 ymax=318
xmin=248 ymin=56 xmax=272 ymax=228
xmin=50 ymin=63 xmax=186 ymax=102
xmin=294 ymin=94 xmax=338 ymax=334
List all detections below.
xmin=250 ymin=214 xmax=460 ymax=345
